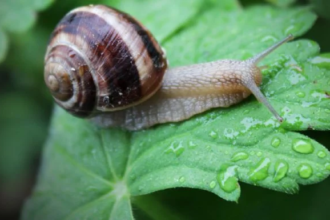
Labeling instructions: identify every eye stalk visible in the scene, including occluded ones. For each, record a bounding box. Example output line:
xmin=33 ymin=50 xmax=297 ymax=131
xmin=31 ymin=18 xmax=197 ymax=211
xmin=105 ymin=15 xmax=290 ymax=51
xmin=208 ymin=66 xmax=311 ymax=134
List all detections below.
xmin=249 ymin=34 xmax=294 ymax=64
xmin=244 ymin=34 xmax=295 ymax=122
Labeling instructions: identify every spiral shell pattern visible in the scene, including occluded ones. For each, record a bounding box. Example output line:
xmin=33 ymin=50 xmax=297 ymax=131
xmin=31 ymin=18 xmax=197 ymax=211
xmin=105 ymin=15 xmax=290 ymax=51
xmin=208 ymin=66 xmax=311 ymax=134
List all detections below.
xmin=44 ymin=5 xmax=167 ymax=117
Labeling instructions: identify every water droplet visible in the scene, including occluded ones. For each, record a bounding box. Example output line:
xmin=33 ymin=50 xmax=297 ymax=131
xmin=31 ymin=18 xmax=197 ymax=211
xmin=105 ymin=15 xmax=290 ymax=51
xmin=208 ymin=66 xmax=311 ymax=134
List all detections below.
xmin=316 ymin=173 xmax=323 ymax=177
xmin=287 ymin=69 xmax=306 ymax=85
xmin=179 ymin=176 xmax=185 ymax=183
xmin=231 ymin=152 xmax=249 ymax=162
xmin=240 ymin=117 xmax=263 ymax=133
xmin=325 ymin=163 xmax=330 ymax=171
xmin=165 ymin=141 xmax=185 ymax=156
xmin=261 ymin=35 xmax=278 ymax=43
xmin=206 ymin=145 xmax=211 ymax=150
xmin=311 ymin=90 xmax=327 ymax=100
xmin=295 ymin=91 xmax=305 ymax=98
xmin=249 ymin=158 xmax=271 ymax=182
xmin=284 ymin=25 xmax=299 ymax=35
xmin=209 ymin=130 xmax=217 ymax=138
xmin=256 ymin=152 xmax=263 ymax=157
xmin=264 ymin=118 xmax=279 ymax=128
xmin=250 ymin=151 xmax=255 ymax=156
xmin=278 ymin=127 xmax=287 ymax=133
xmin=281 ymin=106 xmax=310 ymax=129
xmin=273 ymin=160 xmax=289 ymax=182
xmin=309 ymin=54 xmax=330 ymax=68
xmin=289 ymin=64 xmax=303 ymax=72
xmin=217 ymin=165 xmax=239 ymax=193
xmin=188 ymin=141 xmax=197 ymax=148
xmin=209 ymin=181 xmax=216 ymax=189
xmin=301 ymin=101 xmax=314 ymax=108
xmin=317 ymin=151 xmax=327 ymax=158
xmin=271 ymin=137 xmax=281 ymax=148
xmin=292 ymin=139 xmax=314 ymax=154
xmin=297 ymin=164 xmax=313 ymax=179
xmin=223 ymin=128 xmax=239 ymax=140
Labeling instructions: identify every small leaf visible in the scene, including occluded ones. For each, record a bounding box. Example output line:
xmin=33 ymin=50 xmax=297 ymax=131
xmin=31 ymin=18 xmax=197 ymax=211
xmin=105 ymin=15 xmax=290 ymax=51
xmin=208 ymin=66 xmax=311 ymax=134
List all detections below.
xmin=0 ymin=0 xmax=54 ymax=63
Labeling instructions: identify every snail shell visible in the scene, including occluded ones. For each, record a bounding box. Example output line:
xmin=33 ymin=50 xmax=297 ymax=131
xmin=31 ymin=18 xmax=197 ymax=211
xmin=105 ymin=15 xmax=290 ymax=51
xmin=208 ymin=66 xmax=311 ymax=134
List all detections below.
xmin=45 ymin=5 xmax=293 ymax=130
xmin=44 ymin=5 xmax=167 ymax=117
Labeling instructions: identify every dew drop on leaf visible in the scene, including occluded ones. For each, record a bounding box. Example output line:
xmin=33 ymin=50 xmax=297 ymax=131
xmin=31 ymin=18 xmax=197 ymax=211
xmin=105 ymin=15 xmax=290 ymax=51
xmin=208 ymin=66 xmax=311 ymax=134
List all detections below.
xmin=317 ymin=150 xmax=327 ymax=158
xmin=249 ymin=158 xmax=271 ymax=182
xmin=325 ymin=163 xmax=330 ymax=171
xmin=261 ymin=35 xmax=278 ymax=43
xmin=309 ymin=54 xmax=330 ymax=68
xmin=292 ymin=139 xmax=314 ymax=154
xmin=256 ymin=152 xmax=263 ymax=157
xmin=316 ymin=173 xmax=324 ymax=177
xmin=302 ymin=101 xmax=314 ymax=108
xmin=271 ymin=137 xmax=281 ymax=148
xmin=209 ymin=130 xmax=217 ymax=139
xmin=231 ymin=152 xmax=249 ymax=162
xmin=295 ymin=91 xmax=305 ymax=98
xmin=179 ymin=176 xmax=185 ymax=183
xmin=209 ymin=180 xmax=216 ymax=189
xmin=165 ymin=141 xmax=185 ymax=156
xmin=217 ymin=165 xmax=239 ymax=193
xmin=287 ymin=68 xmax=306 ymax=85
xmin=297 ymin=164 xmax=313 ymax=179
xmin=240 ymin=117 xmax=263 ymax=133
xmin=311 ymin=90 xmax=327 ymax=100
xmin=284 ymin=24 xmax=300 ymax=35
xmin=281 ymin=107 xmax=310 ymax=129
xmin=273 ymin=160 xmax=289 ymax=182
xmin=188 ymin=141 xmax=197 ymax=148
xmin=223 ymin=128 xmax=239 ymax=140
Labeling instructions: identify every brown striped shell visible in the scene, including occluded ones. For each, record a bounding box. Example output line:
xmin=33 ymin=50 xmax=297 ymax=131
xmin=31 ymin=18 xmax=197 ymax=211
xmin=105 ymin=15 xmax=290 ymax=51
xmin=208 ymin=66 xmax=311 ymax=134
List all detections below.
xmin=44 ymin=5 xmax=167 ymax=117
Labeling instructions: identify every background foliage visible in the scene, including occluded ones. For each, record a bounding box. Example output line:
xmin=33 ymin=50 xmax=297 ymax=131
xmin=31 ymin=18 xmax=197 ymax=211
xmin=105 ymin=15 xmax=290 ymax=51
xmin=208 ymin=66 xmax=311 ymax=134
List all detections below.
xmin=0 ymin=0 xmax=330 ymax=219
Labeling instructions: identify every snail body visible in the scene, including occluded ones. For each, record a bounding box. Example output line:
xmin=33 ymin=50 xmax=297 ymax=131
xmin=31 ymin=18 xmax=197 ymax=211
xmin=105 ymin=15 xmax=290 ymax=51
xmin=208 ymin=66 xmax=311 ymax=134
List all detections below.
xmin=44 ymin=5 xmax=293 ymax=130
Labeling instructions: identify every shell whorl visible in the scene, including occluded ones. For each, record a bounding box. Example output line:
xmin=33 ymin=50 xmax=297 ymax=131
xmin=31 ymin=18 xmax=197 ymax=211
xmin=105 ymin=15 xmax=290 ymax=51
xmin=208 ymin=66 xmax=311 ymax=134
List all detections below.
xmin=44 ymin=5 xmax=167 ymax=117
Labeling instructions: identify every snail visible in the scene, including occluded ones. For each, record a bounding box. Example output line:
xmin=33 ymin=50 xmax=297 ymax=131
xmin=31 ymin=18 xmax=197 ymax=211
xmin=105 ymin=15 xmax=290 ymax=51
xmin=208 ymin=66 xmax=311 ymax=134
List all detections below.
xmin=44 ymin=4 xmax=293 ymax=131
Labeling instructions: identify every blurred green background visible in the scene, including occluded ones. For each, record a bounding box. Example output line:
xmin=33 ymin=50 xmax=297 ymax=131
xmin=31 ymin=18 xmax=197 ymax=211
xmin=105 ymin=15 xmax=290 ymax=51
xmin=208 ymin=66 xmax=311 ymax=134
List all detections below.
xmin=0 ymin=0 xmax=330 ymax=219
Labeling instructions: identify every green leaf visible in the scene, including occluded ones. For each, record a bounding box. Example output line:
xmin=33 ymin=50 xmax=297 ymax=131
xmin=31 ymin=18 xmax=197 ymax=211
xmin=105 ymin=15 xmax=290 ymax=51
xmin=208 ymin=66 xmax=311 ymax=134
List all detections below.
xmin=309 ymin=0 xmax=330 ymax=20
xmin=23 ymin=0 xmax=330 ymax=219
xmin=266 ymin=0 xmax=296 ymax=7
xmin=0 ymin=92 xmax=49 ymax=181
xmin=0 ymin=29 xmax=7 ymax=62
xmin=0 ymin=0 xmax=54 ymax=63
xmin=114 ymin=0 xmax=208 ymax=42
xmin=3 ymin=27 xmax=53 ymax=90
